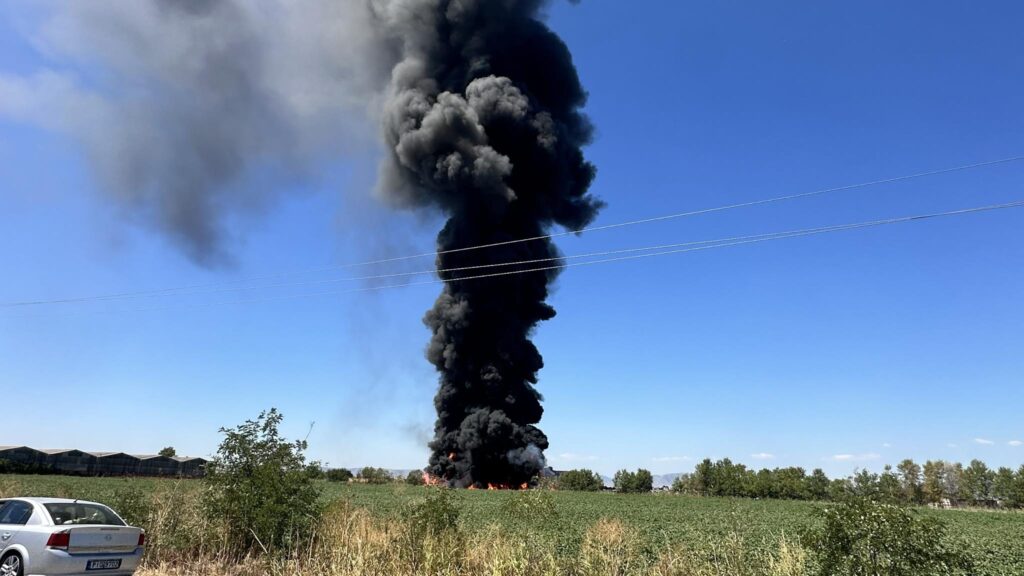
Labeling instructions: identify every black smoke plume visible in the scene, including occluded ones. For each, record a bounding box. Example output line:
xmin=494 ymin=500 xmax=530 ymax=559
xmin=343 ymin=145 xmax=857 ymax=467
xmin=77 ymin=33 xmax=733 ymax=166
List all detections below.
xmin=377 ymin=0 xmax=603 ymax=487
xmin=0 ymin=0 xmax=388 ymax=264
xmin=3 ymin=0 xmax=602 ymax=486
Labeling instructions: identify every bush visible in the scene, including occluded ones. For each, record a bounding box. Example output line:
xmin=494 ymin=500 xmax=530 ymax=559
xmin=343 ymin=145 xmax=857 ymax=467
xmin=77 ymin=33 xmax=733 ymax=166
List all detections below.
xmin=202 ymin=408 xmax=322 ymax=556
xmin=557 ymin=469 xmax=604 ymax=491
xmin=326 ymin=468 xmax=354 ymax=482
xmin=406 ymin=470 xmax=425 ymax=485
xmin=109 ymin=482 xmax=151 ymax=528
xmin=804 ymin=495 xmax=973 ymax=576
xmin=407 ymin=488 xmax=461 ymax=539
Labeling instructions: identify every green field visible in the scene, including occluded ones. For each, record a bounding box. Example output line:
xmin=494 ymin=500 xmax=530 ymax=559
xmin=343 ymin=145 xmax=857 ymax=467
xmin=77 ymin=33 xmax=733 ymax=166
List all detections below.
xmin=3 ymin=475 xmax=1023 ymax=575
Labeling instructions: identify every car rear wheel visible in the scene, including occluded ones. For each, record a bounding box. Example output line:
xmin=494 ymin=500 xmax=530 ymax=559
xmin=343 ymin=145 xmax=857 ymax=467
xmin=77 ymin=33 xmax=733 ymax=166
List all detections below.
xmin=0 ymin=553 xmax=22 ymax=576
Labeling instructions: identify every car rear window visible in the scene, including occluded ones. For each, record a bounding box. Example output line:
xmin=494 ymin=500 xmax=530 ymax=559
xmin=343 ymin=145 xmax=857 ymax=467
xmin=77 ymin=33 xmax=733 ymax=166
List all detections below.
xmin=44 ymin=503 xmax=125 ymax=526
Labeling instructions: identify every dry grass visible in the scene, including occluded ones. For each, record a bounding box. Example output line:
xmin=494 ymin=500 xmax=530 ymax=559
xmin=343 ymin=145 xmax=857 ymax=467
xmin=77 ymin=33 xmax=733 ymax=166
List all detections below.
xmin=4 ymin=477 xmax=808 ymax=576
xmin=133 ymin=502 xmax=808 ymax=576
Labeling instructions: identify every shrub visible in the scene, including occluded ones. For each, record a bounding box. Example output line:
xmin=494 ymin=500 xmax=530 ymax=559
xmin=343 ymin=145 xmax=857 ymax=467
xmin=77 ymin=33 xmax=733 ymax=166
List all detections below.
xmin=557 ymin=469 xmax=604 ymax=491
xmin=803 ymin=495 xmax=973 ymax=576
xmin=109 ymin=482 xmax=151 ymax=528
xmin=406 ymin=470 xmax=426 ymax=485
xmin=407 ymin=488 xmax=461 ymax=539
xmin=202 ymin=408 xmax=322 ymax=556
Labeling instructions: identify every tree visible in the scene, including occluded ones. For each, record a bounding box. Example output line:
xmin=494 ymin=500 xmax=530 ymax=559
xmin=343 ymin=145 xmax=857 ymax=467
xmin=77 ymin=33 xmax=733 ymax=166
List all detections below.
xmin=405 ymin=470 xmax=425 ymax=486
xmin=775 ymin=467 xmax=809 ymax=500
xmin=992 ymin=467 xmax=1015 ymax=505
xmin=878 ymin=465 xmax=903 ymax=503
xmin=671 ymin=473 xmax=695 ymax=494
xmin=613 ymin=469 xmax=652 ymax=493
xmin=634 ymin=469 xmax=654 ymax=492
xmin=921 ymin=460 xmax=945 ymax=504
xmin=960 ymin=460 xmax=994 ymax=505
xmin=203 ymin=408 xmax=322 ymax=555
xmin=1012 ymin=465 xmax=1024 ymax=509
xmin=694 ymin=458 xmax=752 ymax=497
xmin=711 ymin=459 xmax=749 ymax=497
xmin=358 ymin=466 xmax=393 ymax=484
xmin=326 ymin=468 xmax=354 ymax=482
xmin=850 ymin=469 xmax=880 ymax=498
xmin=829 ymin=478 xmax=850 ymax=501
xmin=806 ymin=469 xmax=831 ymax=500
xmin=692 ymin=459 xmax=714 ymax=496
xmin=557 ymin=469 xmax=604 ymax=492
xmin=942 ymin=462 xmax=963 ymax=503
xmin=158 ymin=446 xmax=177 ymax=458
xmin=613 ymin=469 xmax=636 ymax=493
xmin=897 ymin=459 xmax=922 ymax=504
xmin=751 ymin=468 xmax=775 ymax=499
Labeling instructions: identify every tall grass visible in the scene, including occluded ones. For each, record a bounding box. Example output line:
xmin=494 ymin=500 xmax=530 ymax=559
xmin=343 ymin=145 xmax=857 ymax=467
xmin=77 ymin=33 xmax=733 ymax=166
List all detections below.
xmin=137 ymin=504 xmax=808 ymax=576
xmin=3 ymin=477 xmax=808 ymax=575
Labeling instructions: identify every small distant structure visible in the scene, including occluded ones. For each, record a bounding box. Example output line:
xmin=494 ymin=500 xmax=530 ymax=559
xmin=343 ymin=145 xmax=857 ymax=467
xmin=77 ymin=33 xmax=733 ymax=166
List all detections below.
xmin=0 ymin=445 xmax=206 ymax=477
xmin=540 ymin=467 xmax=564 ymax=478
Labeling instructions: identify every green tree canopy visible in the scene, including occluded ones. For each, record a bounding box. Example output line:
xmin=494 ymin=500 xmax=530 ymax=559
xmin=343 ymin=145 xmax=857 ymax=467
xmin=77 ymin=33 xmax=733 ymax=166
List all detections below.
xmin=557 ymin=469 xmax=604 ymax=491
xmin=326 ymin=468 xmax=354 ymax=482
xmin=358 ymin=466 xmax=393 ymax=484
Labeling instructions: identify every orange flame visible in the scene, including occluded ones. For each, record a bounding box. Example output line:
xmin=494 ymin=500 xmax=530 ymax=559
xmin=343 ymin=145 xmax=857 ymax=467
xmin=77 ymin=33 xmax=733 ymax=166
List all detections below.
xmin=422 ymin=471 xmax=446 ymax=486
xmin=478 ymin=482 xmax=531 ymax=490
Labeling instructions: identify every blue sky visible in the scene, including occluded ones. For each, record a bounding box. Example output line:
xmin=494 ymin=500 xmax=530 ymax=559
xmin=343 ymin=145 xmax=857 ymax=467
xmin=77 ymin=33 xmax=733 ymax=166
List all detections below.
xmin=1 ymin=1 xmax=1023 ymax=478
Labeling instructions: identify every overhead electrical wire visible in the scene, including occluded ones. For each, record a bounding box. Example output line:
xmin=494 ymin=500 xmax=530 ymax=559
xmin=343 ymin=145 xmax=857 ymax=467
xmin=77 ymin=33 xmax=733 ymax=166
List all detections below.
xmin=3 ymin=155 xmax=1023 ymax=309
xmin=19 ymin=198 xmax=1019 ymax=315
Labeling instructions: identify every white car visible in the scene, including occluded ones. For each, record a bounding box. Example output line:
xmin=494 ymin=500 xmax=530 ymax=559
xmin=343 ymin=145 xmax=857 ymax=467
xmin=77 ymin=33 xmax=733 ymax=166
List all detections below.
xmin=0 ymin=498 xmax=144 ymax=576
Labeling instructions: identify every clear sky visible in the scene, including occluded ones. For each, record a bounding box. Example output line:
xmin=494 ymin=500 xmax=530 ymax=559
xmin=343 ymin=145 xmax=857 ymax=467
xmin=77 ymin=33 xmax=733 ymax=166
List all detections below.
xmin=1 ymin=1 xmax=1022 ymax=478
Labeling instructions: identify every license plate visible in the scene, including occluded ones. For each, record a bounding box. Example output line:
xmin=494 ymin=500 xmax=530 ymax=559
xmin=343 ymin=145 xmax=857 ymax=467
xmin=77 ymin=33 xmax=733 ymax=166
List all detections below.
xmin=87 ymin=559 xmax=122 ymax=570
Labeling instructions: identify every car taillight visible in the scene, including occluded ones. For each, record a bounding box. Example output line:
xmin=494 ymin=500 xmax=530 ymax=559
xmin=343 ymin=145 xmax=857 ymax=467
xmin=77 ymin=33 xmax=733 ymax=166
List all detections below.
xmin=138 ymin=532 xmax=146 ymax=547
xmin=46 ymin=530 xmax=70 ymax=550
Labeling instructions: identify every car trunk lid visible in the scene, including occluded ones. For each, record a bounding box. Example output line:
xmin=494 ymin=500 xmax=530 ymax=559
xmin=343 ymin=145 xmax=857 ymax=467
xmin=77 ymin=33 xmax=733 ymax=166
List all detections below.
xmin=66 ymin=526 xmax=142 ymax=554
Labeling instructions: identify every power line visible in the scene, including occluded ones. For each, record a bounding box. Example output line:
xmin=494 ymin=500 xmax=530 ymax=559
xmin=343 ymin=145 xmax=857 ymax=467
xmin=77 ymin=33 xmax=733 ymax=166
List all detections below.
xmin=76 ymin=198 xmax=1024 ymax=314
xmin=0 ymin=226 xmax=892 ymax=306
xmin=4 ymin=155 xmax=1022 ymax=308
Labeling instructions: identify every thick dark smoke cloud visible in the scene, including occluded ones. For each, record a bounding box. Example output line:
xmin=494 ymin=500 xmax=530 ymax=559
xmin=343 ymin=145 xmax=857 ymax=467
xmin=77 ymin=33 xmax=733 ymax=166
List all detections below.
xmin=1 ymin=0 xmax=601 ymax=486
xmin=376 ymin=0 xmax=603 ymax=487
xmin=0 ymin=0 xmax=390 ymax=264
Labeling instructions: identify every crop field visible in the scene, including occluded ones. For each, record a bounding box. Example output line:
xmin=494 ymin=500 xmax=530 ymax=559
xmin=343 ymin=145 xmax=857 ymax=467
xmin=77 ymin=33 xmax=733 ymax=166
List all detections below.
xmin=325 ymin=483 xmax=1024 ymax=575
xmin=2 ymin=474 xmax=1023 ymax=575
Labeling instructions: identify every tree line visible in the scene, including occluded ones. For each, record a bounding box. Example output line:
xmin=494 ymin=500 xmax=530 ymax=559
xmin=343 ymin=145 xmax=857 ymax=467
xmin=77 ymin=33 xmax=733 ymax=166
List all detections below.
xmin=674 ymin=458 xmax=1024 ymax=507
xmin=557 ymin=458 xmax=1024 ymax=508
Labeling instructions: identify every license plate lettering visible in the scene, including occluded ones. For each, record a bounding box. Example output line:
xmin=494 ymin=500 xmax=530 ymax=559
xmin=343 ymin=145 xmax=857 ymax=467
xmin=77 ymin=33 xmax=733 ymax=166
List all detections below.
xmin=87 ymin=559 xmax=122 ymax=570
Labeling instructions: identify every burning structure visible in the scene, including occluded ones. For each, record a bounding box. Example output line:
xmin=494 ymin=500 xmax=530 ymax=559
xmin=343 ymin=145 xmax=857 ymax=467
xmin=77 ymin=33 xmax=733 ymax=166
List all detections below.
xmin=379 ymin=0 xmax=603 ymax=488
